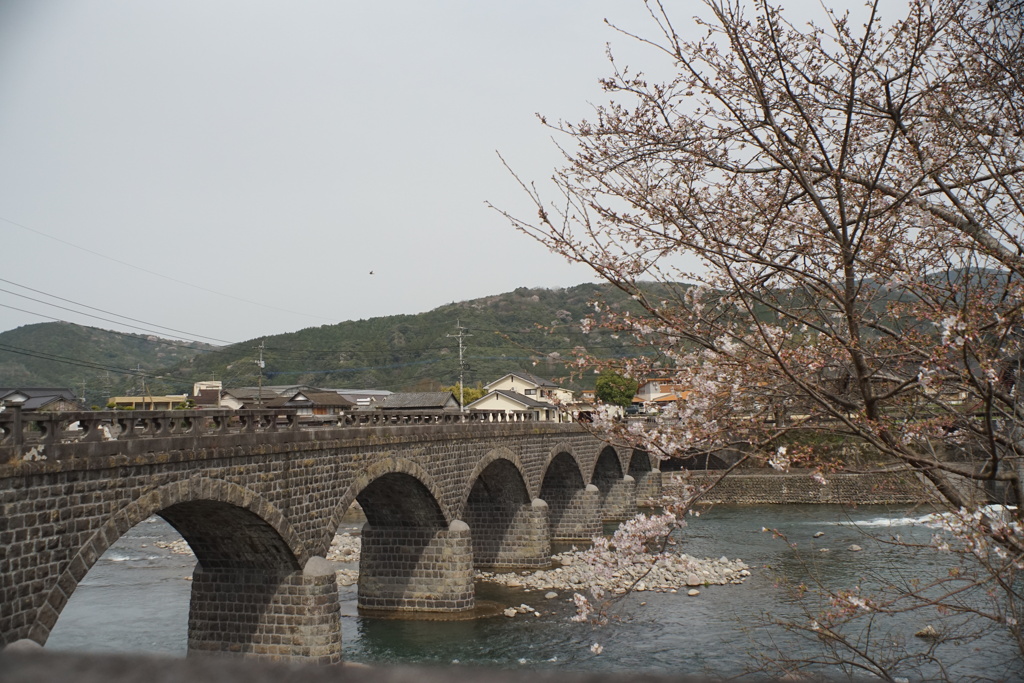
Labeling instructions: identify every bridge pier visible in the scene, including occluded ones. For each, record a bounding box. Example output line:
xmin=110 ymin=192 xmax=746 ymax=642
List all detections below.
xmin=187 ymin=562 xmax=341 ymax=664
xmin=467 ymin=498 xmax=551 ymax=570
xmin=599 ymin=475 xmax=637 ymax=521
xmin=633 ymin=470 xmax=662 ymax=506
xmin=546 ymin=483 xmax=601 ymax=541
xmin=358 ymin=520 xmax=474 ymax=612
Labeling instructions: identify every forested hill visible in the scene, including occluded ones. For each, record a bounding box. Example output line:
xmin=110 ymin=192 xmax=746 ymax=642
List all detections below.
xmin=0 ymin=284 xmax=654 ymax=404
xmin=0 ymin=322 xmax=213 ymax=406
xmin=171 ymin=283 xmax=649 ymax=393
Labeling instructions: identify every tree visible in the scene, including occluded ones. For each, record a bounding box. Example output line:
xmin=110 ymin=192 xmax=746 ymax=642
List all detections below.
xmin=499 ymin=0 xmax=1024 ymax=677
xmin=443 ymin=382 xmax=487 ymax=406
xmin=594 ymin=370 xmax=639 ymax=408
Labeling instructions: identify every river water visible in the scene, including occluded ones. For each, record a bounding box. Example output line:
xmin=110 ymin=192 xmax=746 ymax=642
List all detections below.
xmin=45 ymin=504 xmax=1023 ymax=680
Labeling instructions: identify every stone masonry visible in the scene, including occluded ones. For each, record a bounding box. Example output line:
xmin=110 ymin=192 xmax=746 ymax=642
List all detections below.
xmin=0 ymin=411 xmax=657 ymax=662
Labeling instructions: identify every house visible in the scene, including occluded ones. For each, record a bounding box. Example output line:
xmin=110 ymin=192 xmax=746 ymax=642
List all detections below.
xmin=465 ymin=389 xmax=561 ymax=422
xmin=634 ymin=377 xmax=686 ymax=402
xmin=467 ymin=371 xmax=574 ymax=422
xmin=483 ymin=371 xmax=574 ymax=405
xmin=107 ymin=394 xmax=190 ymax=410
xmin=0 ymin=387 xmax=83 ymax=412
xmin=219 ymin=387 xmax=283 ymax=410
xmin=265 ymin=390 xmax=355 ymax=420
xmin=336 ymin=389 xmax=394 ymax=408
xmin=376 ymin=392 xmax=460 ymax=411
xmin=192 ymin=380 xmax=222 ymax=409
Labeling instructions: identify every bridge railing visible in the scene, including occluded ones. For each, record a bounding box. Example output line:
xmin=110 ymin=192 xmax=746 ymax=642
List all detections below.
xmin=0 ymin=408 xmax=537 ymax=455
xmin=0 ymin=409 xmax=300 ymax=448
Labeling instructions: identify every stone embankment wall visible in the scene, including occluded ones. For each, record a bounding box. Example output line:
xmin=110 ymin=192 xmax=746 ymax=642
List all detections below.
xmin=666 ymin=470 xmax=929 ymax=504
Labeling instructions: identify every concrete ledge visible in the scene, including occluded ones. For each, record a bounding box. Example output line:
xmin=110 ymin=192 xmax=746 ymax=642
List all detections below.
xmin=0 ymin=652 xmax=713 ymax=683
xmin=671 ymin=470 xmax=928 ymax=504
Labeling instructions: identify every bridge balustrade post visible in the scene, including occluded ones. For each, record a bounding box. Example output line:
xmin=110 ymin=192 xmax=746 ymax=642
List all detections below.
xmin=9 ymin=403 xmax=23 ymax=447
xmin=358 ymin=519 xmax=474 ymax=613
xmin=34 ymin=414 xmax=61 ymax=449
xmin=187 ymin=562 xmax=341 ymax=664
xmin=78 ymin=415 xmax=104 ymax=443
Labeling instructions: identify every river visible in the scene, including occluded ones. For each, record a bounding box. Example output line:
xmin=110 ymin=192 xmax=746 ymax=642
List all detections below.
xmin=45 ymin=504 xmax=1023 ymax=680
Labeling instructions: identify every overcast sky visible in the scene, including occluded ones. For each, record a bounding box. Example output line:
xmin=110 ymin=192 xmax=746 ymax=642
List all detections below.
xmin=0 ymin=1 xmax=837 ymax=346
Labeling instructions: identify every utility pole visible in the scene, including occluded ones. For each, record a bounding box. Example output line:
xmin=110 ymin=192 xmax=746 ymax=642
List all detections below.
xmin=136 ymin=364 xmax=148 ymax=410
xmin=254 ymin=340 xmax=266 ymax=407
xmin=447 ymin=320 xmax=472 ymax=412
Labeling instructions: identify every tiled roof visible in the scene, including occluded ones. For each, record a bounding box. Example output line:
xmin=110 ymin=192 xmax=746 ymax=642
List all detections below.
xmin=467 ymin=389 xmax=552 ymax=409
xmin=0 ymin=388 xmax=80 ymax=410
xmin=193 ymin=389 xmax=220 ymax=406
xmin=378 ymin=392 xmax=459 ymax=410
xmin=222 ymin=387 xmax=281 ymax=400
xmin=268 ymin=391 xmax=356 ymax=408
xmin=506 ymin=371 xmax=558 ymax=387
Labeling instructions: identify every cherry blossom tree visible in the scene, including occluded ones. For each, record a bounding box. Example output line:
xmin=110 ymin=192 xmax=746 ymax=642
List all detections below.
xmin=499 ymin=0 xmax=1024 ymax=676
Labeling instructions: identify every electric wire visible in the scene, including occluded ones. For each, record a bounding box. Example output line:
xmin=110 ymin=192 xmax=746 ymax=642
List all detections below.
xmin=0 ymin=341 xmax=195 ymax=383
xmin=0 ymin=279 xmax=234 ymax=345
xmin=1 ymin=214 xmax=335 ymax=323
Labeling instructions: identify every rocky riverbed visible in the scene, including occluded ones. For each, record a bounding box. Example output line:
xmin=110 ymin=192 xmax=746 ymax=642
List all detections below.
xmin=325 ymin=532 xmax=749 ymax=595
xmin=155 ymin=530 xmax=749 ymax=597
xmin=478 ymin=550 xmax=750 ymax=594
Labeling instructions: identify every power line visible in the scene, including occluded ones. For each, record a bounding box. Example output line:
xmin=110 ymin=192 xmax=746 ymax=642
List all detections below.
xmin=0 ymin=302 xmax=252 ymax=365
xmin=1 ymin=214 xmax=335 ymax=323
xmin=0 ymin=278 xmax=234 ymax=345
xmin=0 ymin=341 xmax=195 ymax=384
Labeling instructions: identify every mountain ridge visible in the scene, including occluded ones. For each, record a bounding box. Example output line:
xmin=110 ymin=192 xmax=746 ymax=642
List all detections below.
xmin=0 ymin=283 xmax=648 ymax=406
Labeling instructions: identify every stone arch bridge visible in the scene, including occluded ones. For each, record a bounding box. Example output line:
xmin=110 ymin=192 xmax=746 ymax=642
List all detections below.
xmin=0 ymin=409 xmax=660 ymax=664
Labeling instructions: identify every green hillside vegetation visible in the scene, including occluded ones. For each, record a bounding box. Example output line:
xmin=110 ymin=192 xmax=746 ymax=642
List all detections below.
xmin=0 ymin=322 xmax=213 ymax=407
xmin=172 ymin=284 xmax=655 ymax=394
xmin=0 ymin=284 xmax=663 ymax=403
xmin=1 ymin=272 xmax=991 ymax=406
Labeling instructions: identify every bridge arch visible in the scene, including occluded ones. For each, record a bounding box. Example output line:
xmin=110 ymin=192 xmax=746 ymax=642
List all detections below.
xmin=32 ymin=477 xmax=305 ymax=647
xmin=462 ymin=448 xmax=549 ymax=569
xmin=540 ymin=448 xmax=600 ymax=540
xmin=543 ymin=441 xmax=589 ymax=485
xmin=334 ymin=458 xmax=473 ymax=613
xmin=627 ymin=448 xmax=663 ymax=504
xmin=463 ymin=446 xmax=530 ymax=506
xmin=326 ymin=457 xmax=451 ymax=550
xmin=591 ymin=445 xmax=636 ymax=521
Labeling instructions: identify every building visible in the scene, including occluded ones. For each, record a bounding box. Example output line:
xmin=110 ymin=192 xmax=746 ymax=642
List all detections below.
xmin=376 ymin=392 xmax=460 ymax=411
xmin=265 ymin=390 xmax=355 ymax=420
xmin=483 ymin=371 xmax=573 ymax=405
xmin=107 ymin=394 xmax=191 ymax=410
xmin=466 ymin=371 xmax=573 ymax=422
xmin=192 ymin=381 xmax=223 ymax=409
xmin=336 ymin=389 xmax=393 ymax=408
xmin=220 ymin=387 xmax=290 ymax=410
xmin=633 ymin=377 xmax=690 ymax=411
xmin=465 ymin=389 xmax=561 ymax=421
xmin=0 ymin=387 xmax=83 ymax=412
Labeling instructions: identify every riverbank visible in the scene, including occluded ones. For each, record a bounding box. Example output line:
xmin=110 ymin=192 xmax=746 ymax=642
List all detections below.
xmin=670 ymin=469 xmax=928 ymax=504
